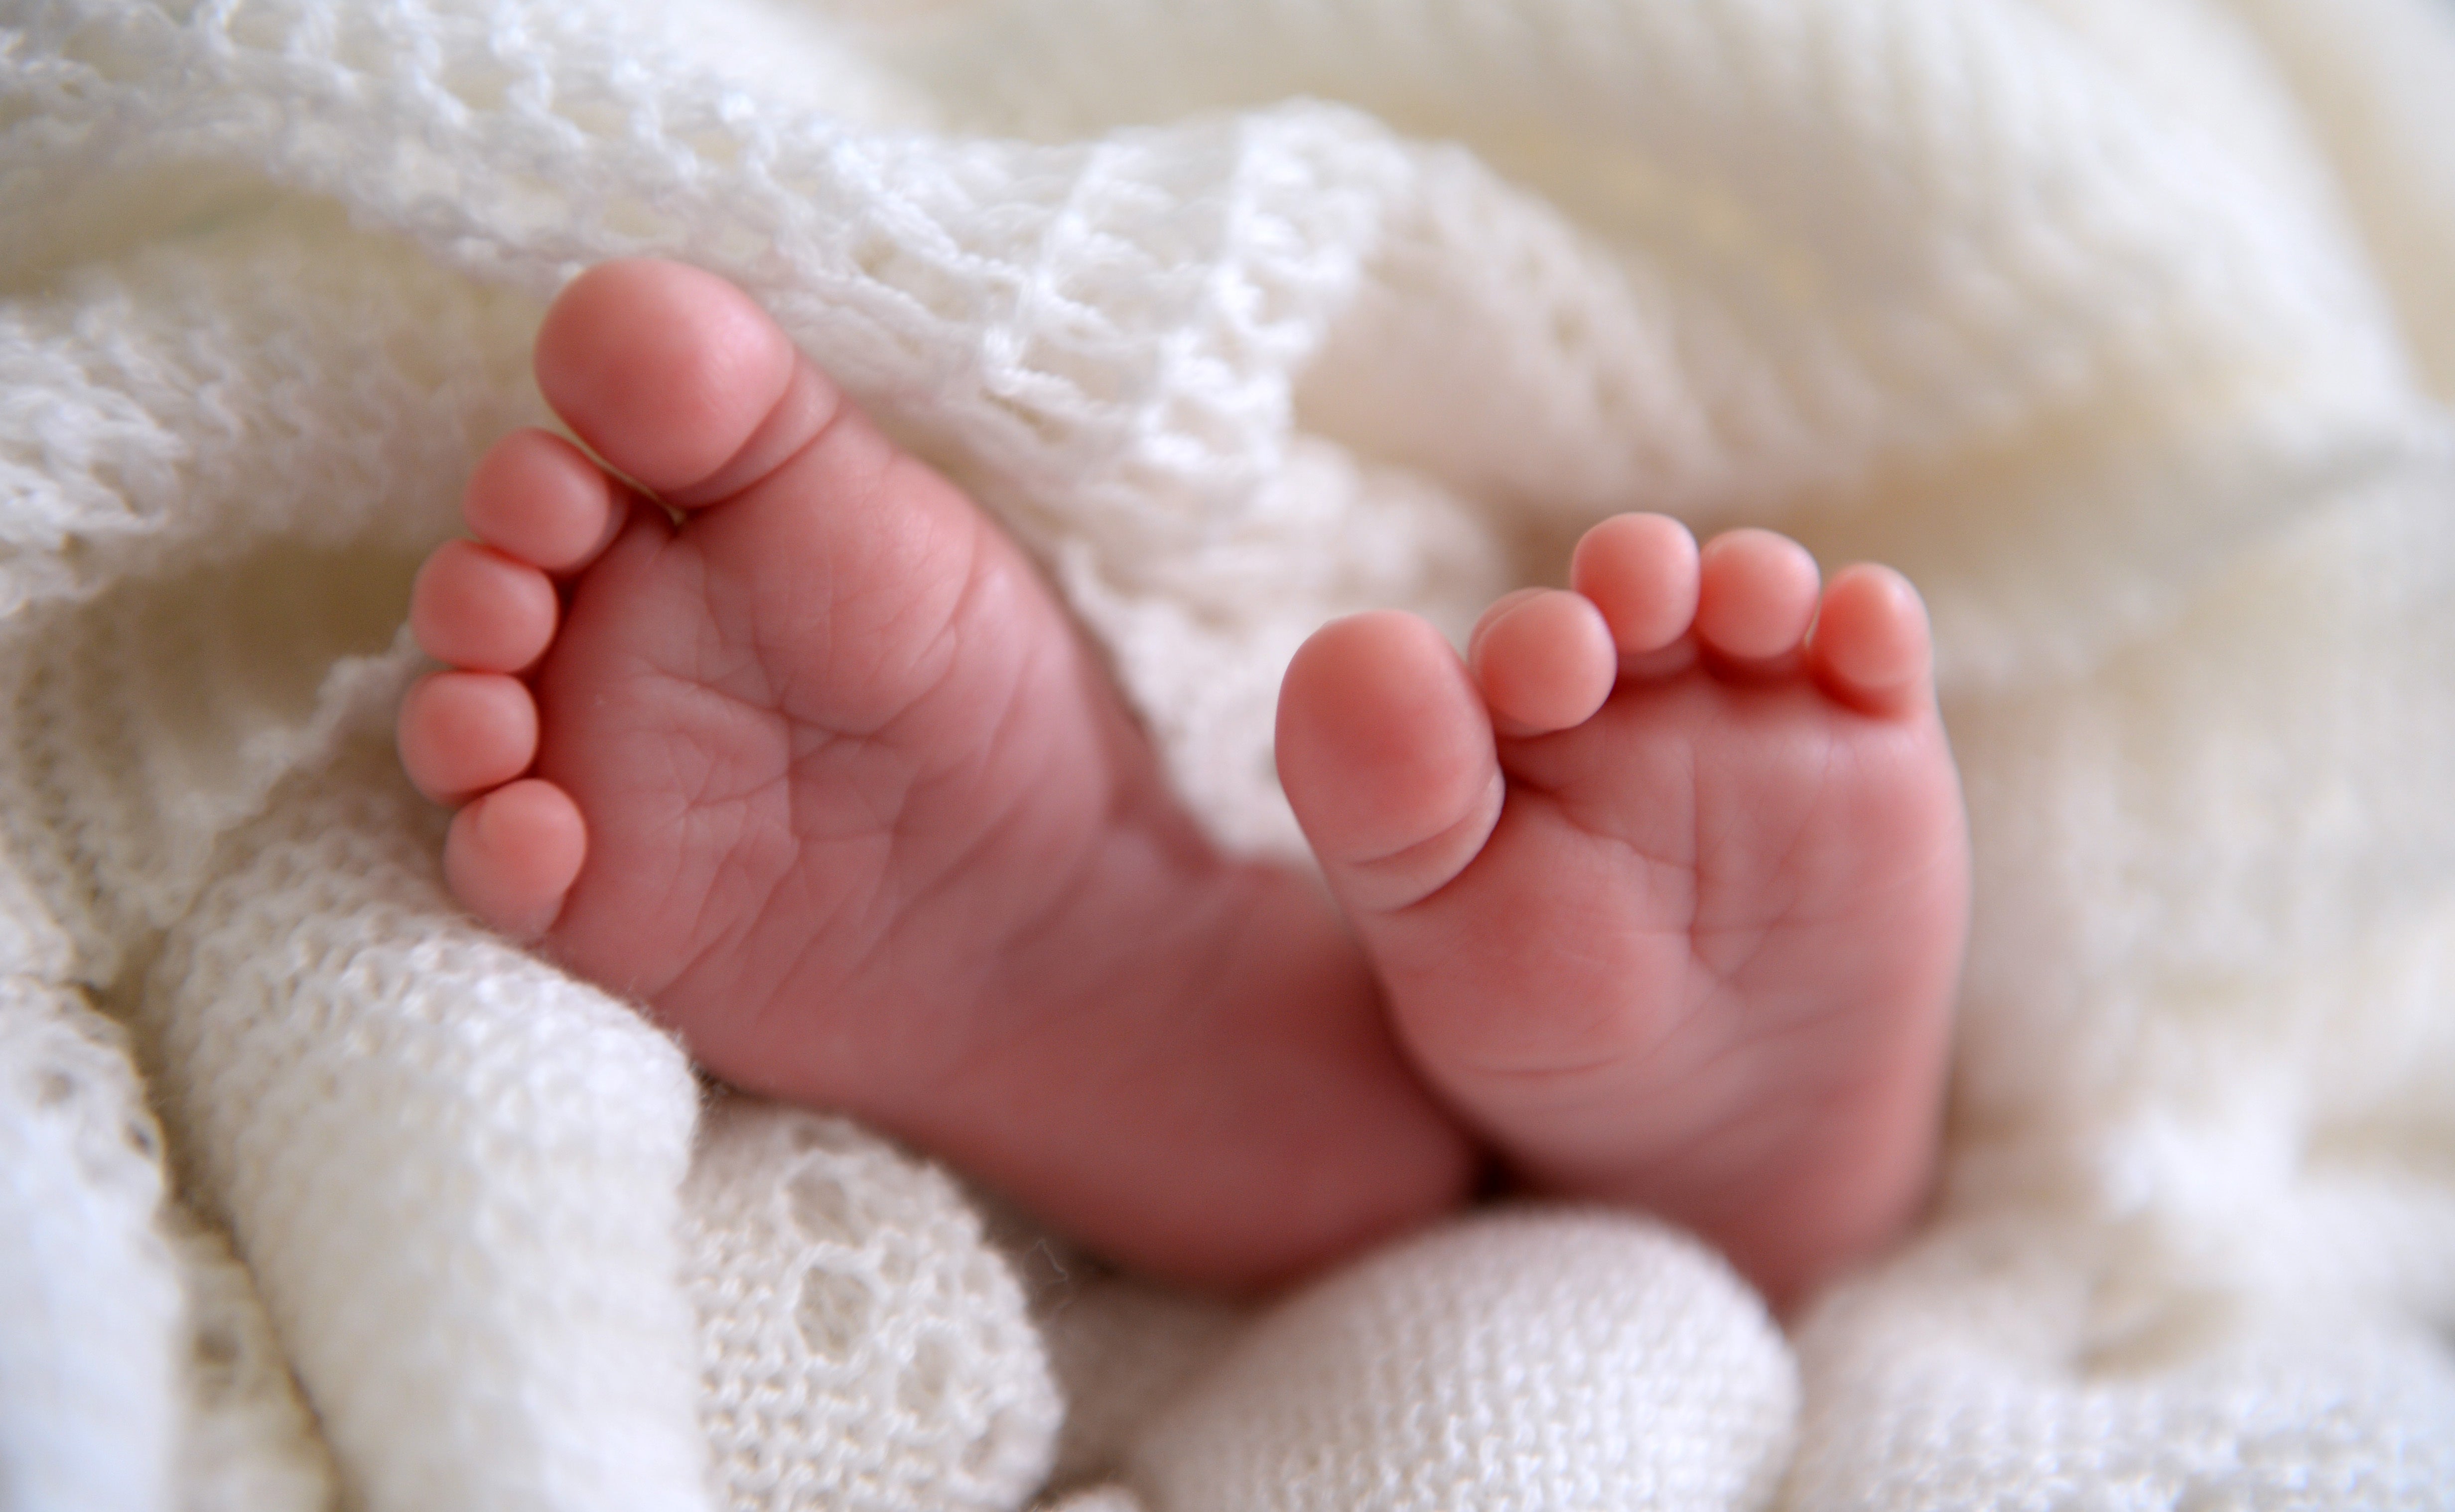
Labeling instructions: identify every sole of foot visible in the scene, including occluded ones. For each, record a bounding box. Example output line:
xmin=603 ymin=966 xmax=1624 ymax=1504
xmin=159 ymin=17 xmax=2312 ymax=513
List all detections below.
xmin=1276 ymin=514 xmax=1969 ymax=1306
xmin=400 ymin=259 xmax=1474 ymax=1289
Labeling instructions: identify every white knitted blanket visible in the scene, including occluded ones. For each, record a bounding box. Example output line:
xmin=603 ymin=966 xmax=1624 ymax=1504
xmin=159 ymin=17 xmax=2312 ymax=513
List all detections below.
xmin=8 ymin=0 xmax=2455 ymax=1507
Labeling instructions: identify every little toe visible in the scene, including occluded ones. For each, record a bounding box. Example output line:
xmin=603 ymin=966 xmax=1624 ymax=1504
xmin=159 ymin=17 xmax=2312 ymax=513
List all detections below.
xmin=410 ymin=539 xmax=558 ymax=673
xmin=444 ymin=778 xmax=586 ymax=942
xmin=1570 ymin=513 xmax=1701 ymax=659
xmin=1470 ymin=589 xmax=1617 ymax=736
xmin=1277 ymin=611 xmax=1504 ymax=914
xmin=1810 ymin=563 xmax=1935 ymax=713
xmin=463 ymin=428 xmax=625 ymax=574
xmin=534 ymin=259 xmax=832 ymax=507
xmin=399 ymin=671 xmax=539 ymax=804
xmin=1695 ymin=529 xmax=1821 ymax=669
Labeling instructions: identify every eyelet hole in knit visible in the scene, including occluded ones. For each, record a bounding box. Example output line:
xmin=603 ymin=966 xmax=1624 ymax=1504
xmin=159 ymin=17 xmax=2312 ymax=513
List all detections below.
xmin=440 ymin=63 xmax=518 ymax=118
xmin=603 ymin=196 xmax=685 ymax=243
xmin=985 ymin=391 xmax=1068 ymax=447
xmin=898 ymin=1333 xmax=953 ymax=1414
xmin=678 ymin=127 xmax=745 ymax=172
xmin=1017 ymin=335 xmax=1126 ymax=407
xmin=960 ymin=1409 xmax=1015 ymax=1476
xmin=549 ymin=93 xmax=631 ymax=144
xmin=194 ymin=1323 xmax=243 ymax=1376
xmin=794 ymin=1268 xmax=874 ymax=1362
xmin=786 ymin=1166 xmax=860 ymax=1244
xmin=844 ymin=233 xmax=976 ymax=326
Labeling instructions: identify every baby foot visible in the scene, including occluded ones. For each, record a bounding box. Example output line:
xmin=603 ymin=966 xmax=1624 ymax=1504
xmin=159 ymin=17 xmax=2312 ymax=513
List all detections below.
xmin=1276 ymin=516 xmax=1968 ymax=1305
xmin=397 ymin=260 xmax=1473 ymax=1289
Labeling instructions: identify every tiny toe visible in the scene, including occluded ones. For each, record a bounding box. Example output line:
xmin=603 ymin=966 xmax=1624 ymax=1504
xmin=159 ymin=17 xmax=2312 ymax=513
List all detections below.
xmin=1811 ymin=563 xmax=1935 ymax=712
xmin=1470 ymin=589 xmax=1617 ymax=735
xmin=444 ymin=779 xmax=586 ymax=941
xmin=1278 ymin=611 xmax=1502 ymax=913
xmin=399 ymin=671 xmax=540 ymax=803
xmin=1571 ymin=513 xmax=1700 ymax=657
xmin=463 ymin=429 xmax=624 ymax=574
xmin=1695 ymin=529 xmax=1821 ymax=666
xmin=410 ymin=540 xmax=558 ymax=673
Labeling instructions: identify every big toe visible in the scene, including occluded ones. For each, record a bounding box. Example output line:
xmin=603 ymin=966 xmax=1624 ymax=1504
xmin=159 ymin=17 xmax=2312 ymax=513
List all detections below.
xmin=1276 ymin=612 xmax=1502 ymax=914
xmin=1810 ymin=564 xmax=1935 ymax=713
xmin=535 ymin=259 xmax=828 ymax=506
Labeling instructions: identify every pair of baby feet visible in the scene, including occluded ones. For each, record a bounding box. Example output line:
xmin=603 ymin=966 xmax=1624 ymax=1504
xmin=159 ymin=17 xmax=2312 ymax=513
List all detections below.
xmin=398 ymin=261 xmax=1968 ymax=1305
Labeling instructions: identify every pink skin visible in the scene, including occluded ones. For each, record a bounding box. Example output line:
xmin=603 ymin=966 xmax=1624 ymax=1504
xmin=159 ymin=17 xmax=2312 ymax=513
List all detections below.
xmin=400 ymin=260 xmax=1472 ymax=1291
xmin=1276 ymin=525 xmax=1968 ymax=1306
xmin=400 ymin=258 xmax=1968 ymax=1304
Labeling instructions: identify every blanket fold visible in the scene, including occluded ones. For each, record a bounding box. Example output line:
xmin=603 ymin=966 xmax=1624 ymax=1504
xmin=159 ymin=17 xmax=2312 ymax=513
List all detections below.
xmin=7 ymin=0 xmax=2455 ymax=1508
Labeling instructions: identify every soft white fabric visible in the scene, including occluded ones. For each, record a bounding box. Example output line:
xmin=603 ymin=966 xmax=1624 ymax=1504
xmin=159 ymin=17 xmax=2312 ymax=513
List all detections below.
xmin=5 ymin=0 xmax=2455 ymax=1507
xmin=0 ymin=985 xmax=180 ymax=1512
xmin=683 ymin=1100 xmax=1062 ymax=1512
xmin=1128 ymin=1212 xmax=1797 ymax=1512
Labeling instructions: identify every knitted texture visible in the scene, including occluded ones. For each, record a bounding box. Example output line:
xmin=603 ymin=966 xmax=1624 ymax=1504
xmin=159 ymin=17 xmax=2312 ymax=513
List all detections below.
xmin=682 ymin=1100 xmax=1062 ymax=1512
xmin=1786 ymin=1211 xmax=2455 ymax=1510
xmin=1031 ymin=1271 xmax=1246 ymax=1491
xmin=164 ymin=1206 xmax=340 ymax=1512
xmin=0 ymin=985 xmax=180 ymax=1512
xmin=1128 ymin=1211 xmax=1798 ymax=1512
xmin=6 ymin=0 xmax=2455 ymax=1508
xmin=0 ymin=980 xmax=336 ymax=1511
xmin=137 ymin=744 xmax=712 ymax=1512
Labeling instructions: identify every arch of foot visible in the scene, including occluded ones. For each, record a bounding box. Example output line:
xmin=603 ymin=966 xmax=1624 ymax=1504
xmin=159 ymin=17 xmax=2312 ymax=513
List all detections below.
xmin=1121 ymin=1209 xmax=1799 ymax=1512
